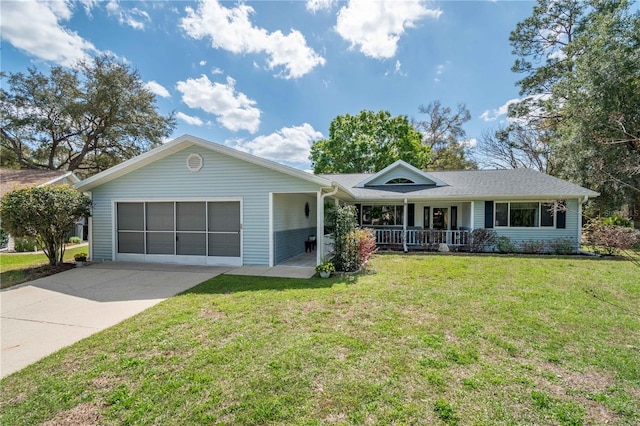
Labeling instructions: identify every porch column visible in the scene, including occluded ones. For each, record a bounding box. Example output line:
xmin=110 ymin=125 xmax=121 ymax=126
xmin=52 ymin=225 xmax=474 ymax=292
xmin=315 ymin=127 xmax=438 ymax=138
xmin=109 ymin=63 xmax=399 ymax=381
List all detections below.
xmin=317 ymin=191 xmax=323 ymax=265
xmin=403 ymin=198 xmax=408 ymax=253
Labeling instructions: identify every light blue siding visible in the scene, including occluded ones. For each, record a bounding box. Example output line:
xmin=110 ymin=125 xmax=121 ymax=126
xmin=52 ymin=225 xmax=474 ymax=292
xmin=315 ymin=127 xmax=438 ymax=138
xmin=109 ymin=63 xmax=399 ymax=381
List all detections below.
xmin=90 ymin=146 xmax=322 ymax=265
xmin=472 ymin=198 xmax=581 ymax=252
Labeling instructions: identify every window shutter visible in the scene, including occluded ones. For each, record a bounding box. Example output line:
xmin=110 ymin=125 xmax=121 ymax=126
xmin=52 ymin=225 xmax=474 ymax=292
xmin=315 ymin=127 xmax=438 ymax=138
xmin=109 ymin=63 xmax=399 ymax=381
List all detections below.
xmin=354 ymin=204 xmax=362 ymax=226
xmin=407 ymin=204 xmax=415 ymax=227
xmin=557 ymin=209 xmax=566 ymax=229
xmin=484 ymin=201 xmax=494 ymax=228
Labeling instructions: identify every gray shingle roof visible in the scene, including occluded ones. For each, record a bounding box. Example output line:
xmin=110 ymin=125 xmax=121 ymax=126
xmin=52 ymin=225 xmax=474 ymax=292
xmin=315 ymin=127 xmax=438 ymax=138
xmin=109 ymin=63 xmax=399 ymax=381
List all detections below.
xmin=321 ymin=169 xmax=599 ymax=200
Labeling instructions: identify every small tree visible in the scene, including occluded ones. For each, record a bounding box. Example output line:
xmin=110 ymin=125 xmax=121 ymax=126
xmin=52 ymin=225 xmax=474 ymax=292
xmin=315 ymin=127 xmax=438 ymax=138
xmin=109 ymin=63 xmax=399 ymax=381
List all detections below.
xmin=0 ymin=185 xmax=92 ymax=265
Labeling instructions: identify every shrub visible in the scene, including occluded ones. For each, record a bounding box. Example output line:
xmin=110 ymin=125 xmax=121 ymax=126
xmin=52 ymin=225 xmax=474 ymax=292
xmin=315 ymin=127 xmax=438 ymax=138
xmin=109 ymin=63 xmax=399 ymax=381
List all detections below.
xmin=549 ymin=237 xmax=575 ymax=255
xmin=469 ymin=228 xmax=497 ymax=252
xmin=74 ymin=252 xmax=88 ymax=262
xmin=327 ymin=205 xmax=359 ymax=272
xmin=0 ymin=185 xmax=92 ymax=265
xmin=352 ymin=228 xmax=377 ymax=267
xmin=602 ymin=215 xmax=633 ymax=228
xmin=69 ymin=236 xmax=82 ymax=244
xmin=496 ymin=236 xmax=516 ymax=253
xmin=584 ymin=219 xmax=640 ymax=255
xmin=14 ymin=236 xmax=40 ymax=252
xmin=520 ymin=240 xmax=545 ymax=254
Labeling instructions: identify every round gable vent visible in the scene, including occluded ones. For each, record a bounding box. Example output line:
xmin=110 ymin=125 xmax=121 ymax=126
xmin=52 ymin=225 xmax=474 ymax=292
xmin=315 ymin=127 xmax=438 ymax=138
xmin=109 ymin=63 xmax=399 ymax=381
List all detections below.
xmin=186 ymin=153 xmax=203 ymax=172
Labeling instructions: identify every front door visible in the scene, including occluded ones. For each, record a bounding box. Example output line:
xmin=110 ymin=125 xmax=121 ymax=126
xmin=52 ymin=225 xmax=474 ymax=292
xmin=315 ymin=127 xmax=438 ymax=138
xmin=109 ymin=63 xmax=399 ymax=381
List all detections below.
xmin=432 ymin=208 xmax=448 ymax=230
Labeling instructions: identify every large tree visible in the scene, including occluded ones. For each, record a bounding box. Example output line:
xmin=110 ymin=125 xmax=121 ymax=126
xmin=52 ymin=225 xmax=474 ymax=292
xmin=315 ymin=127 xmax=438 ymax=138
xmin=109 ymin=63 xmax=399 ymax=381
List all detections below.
xmin=310 ymin=110 xmax=429 ymax=174
xmin=0 ymin=185 xmax=92 ymax=266
xmin=507 ymin=0 xmax=640 ymax=217
xmin=412 ymin=101 xmax=476 ymax=170
xmin=477 ymin=124 xmax=553 ymax=173
xmin=0 ymin=55 xmax=176 ymax=177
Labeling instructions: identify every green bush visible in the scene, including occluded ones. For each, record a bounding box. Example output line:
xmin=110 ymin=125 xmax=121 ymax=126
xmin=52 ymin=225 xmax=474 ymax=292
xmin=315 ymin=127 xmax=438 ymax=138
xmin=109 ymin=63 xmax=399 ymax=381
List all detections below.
xmin=469 ymin=228 xmax=497 ymax=252
xmin=496 ymin=236 xmax=517 ymax=253
xmin=549 ymin=237 xmax=575 ymax=255
xmin=602 ymin=215 xmax=633 ymax=228
xmin=68 ymin=236 xmax=82 ymax=244
xmin=14 ymin=236 xmax=40 ymax=252
xmin=0 ymin=228 xmax=8 ymax=250
xmin=520 ymin=240 xmax=545 ymax=254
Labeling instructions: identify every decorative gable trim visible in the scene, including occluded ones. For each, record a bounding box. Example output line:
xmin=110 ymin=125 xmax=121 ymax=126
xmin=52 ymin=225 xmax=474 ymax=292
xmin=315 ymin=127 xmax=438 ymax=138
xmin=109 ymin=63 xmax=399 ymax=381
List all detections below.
xmin=355 ymin=160 xmax=448 ymax=188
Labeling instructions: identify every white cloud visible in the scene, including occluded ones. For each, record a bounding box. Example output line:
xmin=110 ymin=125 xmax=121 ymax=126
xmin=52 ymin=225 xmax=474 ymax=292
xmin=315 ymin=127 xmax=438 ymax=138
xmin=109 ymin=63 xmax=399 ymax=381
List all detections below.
xmin=227 ymin=123 xmax=323 ymax=164
xmin=461 ymin=138 xmax=477 ymax=148
xmin=199 ymin=60 xmax=207 ymax=66
xmin=481 ymin=94 xmax=552 ymax=123
xmin=181 ymin=0 xmax=325 ymax=79
xmin=176 ymin=74 xmax=261 ymax=133
xmin=0 ymin=1 xmax=96 ymax=66
xmin=306 ymin=0 xmax=336 ymax=13
xmin=480 ymin=98 xmax=521 ymax=122
xmin=335 ymin=0 xmax=442 ymax=59
xmin=211 ymin=67 xmax=224 ymax=75
xmin=436 ymin=64 xmax=445 ymax=74
xmin=176 ymin=112 xmax=204 ymax=126
xmin=106 ymin=0 xmax=151 ymax=30
xmin=145 ymin=81 xmax=171 ymax=98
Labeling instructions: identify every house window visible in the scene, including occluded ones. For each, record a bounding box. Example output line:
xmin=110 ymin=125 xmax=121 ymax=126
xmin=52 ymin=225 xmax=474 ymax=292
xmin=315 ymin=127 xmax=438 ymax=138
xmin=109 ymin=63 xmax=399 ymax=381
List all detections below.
xmin=385 ymin=178 xmax=414 ymax=184
xmin=360 ymin=205 xmax=404 ymax=226
xmin=494 ymin=202 xmax=558 ymax=228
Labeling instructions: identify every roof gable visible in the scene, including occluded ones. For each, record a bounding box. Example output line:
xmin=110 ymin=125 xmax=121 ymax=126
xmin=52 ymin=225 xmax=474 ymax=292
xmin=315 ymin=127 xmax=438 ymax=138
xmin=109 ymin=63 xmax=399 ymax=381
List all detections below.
xmin=356 ymin=160 xmax=447 ymax=187
xmin=75 ymin=134 xmax=332 ymax=191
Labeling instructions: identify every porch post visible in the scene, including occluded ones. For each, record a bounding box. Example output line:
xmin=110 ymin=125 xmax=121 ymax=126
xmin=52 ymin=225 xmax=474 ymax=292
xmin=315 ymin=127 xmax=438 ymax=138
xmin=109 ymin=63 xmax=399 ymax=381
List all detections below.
xmin=317 ymin=191 xmax=323 ymax=266
xmin=403 ymin=198 xmax=408 ymax=253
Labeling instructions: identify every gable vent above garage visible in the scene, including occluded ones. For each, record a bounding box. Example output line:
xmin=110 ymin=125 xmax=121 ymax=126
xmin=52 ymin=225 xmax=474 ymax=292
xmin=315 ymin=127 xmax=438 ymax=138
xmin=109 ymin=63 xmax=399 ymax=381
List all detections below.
xmin=186 ymin=153 xmax=203 ymax=172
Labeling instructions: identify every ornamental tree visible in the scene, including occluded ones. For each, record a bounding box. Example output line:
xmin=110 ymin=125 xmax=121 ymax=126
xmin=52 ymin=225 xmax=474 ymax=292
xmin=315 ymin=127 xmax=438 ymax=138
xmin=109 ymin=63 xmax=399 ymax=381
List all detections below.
xmin=0 ymin=185 xmax=92 ymax=265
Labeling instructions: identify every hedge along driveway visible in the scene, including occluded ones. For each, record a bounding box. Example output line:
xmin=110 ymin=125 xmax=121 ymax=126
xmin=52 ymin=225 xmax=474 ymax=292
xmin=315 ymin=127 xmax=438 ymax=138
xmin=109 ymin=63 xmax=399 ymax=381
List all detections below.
xmin=0 ymin=262 xmax=225 ymax=378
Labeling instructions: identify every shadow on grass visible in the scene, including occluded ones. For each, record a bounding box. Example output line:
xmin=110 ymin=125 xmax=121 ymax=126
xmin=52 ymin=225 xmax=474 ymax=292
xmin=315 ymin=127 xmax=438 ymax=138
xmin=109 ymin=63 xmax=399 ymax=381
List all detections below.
xmin=375 ymin=250 xmax=633 ymax=262
xmin=183 ymin=270 xmax=366 ymax=295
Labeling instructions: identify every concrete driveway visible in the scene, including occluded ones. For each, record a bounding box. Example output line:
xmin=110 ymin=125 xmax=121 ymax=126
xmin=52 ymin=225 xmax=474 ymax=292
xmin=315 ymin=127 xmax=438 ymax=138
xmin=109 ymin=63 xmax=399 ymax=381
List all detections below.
xmin=1 ymin=262 xmax=227 ymax=378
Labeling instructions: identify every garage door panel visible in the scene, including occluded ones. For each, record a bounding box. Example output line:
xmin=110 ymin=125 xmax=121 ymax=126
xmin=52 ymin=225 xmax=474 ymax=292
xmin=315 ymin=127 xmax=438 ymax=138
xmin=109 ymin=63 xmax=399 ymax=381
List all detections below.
xmin=117 ymin=203 xmax=143 ymax=231
xmin=177 ymin=202 xmax=206 ymax=231
xmin=177 ymin=232 xmax=206 ymax=255
xmin=208 ymin=233 xmax=240 ymax=257
xmin=146 ymin=232 xmax=174 ymax=254
xmin=118 ymin=232 xmax=144 ymax=254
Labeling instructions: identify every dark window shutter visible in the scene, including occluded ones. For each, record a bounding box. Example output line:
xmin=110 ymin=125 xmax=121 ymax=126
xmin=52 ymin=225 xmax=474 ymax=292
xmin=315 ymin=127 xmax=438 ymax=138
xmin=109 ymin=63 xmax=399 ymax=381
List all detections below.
xmin=408 ymin=204 xmax=415 ymax=227
xmin=354 ymin=204 xmax=362 ymax=226
xmin=557 ymin=209 xmax=566 ymax=229
xmin=484 ymin=201 xmax=494 ymax=228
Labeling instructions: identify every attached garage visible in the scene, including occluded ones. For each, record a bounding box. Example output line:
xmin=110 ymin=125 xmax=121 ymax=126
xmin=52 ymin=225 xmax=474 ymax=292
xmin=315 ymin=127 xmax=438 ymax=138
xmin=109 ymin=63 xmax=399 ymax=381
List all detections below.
xmin=115 ymin=200 xmax=242 ymax=266
xmin=76 ymin=135 xmax=341 ymax=267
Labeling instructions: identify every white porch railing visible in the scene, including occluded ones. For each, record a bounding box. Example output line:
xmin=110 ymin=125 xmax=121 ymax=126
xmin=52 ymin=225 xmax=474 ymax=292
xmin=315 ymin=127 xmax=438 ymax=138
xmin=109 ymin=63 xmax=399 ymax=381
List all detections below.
xmin=373 ymin=229 xmax=470 ymax=248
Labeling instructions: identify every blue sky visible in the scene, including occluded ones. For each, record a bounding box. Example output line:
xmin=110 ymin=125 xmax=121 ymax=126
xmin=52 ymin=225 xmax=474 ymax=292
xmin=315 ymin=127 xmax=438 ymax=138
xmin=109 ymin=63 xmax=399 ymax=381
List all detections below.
xmin=1 ymin=0 xmax=536 ymax=171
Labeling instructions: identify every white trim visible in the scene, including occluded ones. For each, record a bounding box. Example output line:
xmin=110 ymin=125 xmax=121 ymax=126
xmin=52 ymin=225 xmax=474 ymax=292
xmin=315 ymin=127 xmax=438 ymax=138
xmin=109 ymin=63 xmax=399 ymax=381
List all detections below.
xmin=76 ymin=134 xmax=333 ymax=191
xmin=317 ymin=190 xmax=323 ymax=265
xmin=577 ymin=197 xmax=583 ymax=250
xmin=40 ymin=171 xmax=81 ymax=186
xmin=355 ymin=160 xmax=447 ymax=188
xmin=269 ymin=192 xmax=274 ymax=267
xmin=470 ymin=201 xmax=475 ymax=230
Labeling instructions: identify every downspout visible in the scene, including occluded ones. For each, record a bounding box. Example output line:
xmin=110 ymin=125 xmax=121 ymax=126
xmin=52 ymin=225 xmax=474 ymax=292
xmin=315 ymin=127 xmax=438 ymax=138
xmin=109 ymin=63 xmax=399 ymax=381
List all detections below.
xmin=318 ymin=183 xmax=339 ymax=264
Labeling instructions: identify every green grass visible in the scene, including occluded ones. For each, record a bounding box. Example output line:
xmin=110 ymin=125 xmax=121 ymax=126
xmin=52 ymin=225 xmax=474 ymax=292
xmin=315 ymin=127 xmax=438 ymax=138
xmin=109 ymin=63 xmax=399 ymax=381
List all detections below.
xmin=1 ymin=254 xmax=639 ymax=425
xmin=0 ymin=245 xmax=87 ymax=288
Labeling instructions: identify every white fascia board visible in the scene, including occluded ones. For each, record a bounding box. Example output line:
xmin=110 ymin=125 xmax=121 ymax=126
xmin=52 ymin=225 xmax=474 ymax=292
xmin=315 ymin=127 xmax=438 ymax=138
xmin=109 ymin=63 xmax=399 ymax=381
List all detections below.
xmin=75 ymin=134 xmax=334 ymax=192
xmin=355 ymin=160 xmax=448 ymax=188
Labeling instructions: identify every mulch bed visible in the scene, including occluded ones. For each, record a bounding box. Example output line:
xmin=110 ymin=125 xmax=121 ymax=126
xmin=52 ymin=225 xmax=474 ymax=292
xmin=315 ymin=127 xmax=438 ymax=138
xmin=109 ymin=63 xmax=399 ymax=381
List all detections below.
xmin=1 ymin=263 xmax=75 ymax=289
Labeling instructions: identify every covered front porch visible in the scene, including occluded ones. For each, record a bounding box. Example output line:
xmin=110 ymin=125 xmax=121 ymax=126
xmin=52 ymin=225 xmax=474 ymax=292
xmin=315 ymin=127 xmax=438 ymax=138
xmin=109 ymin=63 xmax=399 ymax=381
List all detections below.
xmin=354 ymin=201 xmax=474 ymax=251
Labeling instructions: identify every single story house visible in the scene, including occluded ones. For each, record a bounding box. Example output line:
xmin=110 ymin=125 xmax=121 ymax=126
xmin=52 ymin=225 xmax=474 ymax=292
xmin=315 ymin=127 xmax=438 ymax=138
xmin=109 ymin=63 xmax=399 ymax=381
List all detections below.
xmin=0 ymin=168 xmax=82 ymax=251
xmin=75 ymin=135 xmax=598 ymax=267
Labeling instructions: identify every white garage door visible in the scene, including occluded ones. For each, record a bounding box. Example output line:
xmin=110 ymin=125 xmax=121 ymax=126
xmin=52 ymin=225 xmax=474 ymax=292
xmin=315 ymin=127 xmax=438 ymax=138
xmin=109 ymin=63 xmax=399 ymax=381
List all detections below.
xmin=115 ymin=201 xmax=242 ymax=266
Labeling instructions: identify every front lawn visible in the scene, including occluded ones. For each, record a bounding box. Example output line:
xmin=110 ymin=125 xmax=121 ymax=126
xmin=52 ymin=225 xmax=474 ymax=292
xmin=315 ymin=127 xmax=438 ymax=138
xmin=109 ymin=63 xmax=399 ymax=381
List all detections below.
xmin=1 ymin=254 xmax=638 ymax=425
xmin=0 ymin=245 xmax=87 ymax=288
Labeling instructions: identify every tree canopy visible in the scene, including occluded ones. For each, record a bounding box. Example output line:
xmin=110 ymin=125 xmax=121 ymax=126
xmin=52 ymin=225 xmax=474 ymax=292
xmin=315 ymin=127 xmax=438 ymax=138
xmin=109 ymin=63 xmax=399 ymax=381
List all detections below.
xmin=310 ymin=110 xmax=429 ymax=174
xmin=0 ymin=55 xmax=176 ymax=177
xmin=494 ymin=0 xmax=639 ymax=217
xmin=412 ymin=101 xmax=476 ymax=170
xmin=0 ymin=185 xmax=92 ymax=266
